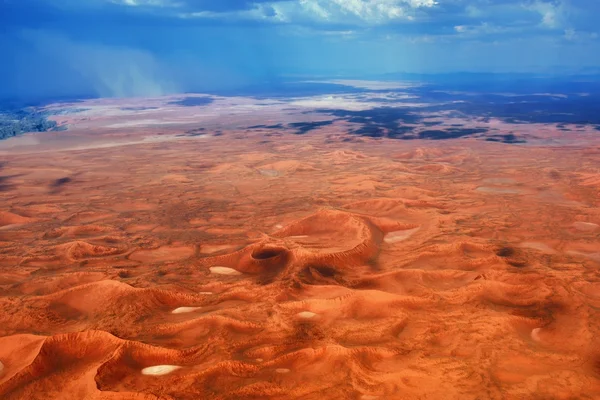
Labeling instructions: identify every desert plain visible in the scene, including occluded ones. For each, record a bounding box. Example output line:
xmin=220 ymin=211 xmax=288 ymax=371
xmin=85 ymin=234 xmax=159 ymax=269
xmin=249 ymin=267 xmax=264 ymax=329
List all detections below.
xmin=0 ymin=84 xmax=600 ymax=399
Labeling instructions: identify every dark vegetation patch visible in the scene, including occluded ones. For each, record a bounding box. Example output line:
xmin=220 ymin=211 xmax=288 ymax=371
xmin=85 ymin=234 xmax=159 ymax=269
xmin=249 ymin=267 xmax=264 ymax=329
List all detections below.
xmin=177 ymin=128 xmax=206 ymax=137
xmin=120 ymin=107 xmax=159 ymax=111
xmin=485 ymin=134 xmax=526 ymax=144
xmin=317 ymin=107 xmax=422 ymax=139
xmin=288 ymin=120 xmax=333 ymax=134
xmin=0 ymin=107 xmax=59 ymax=140
xmin=51 ymin=177 xmax=72 ymax=188
xmin=168 ymin=97 xmax=213 ymax=107
xmin=419 ymin=128 xmax=488 ymax=140
xmin=496 ymin=247 xmax=515 ymax=257
xmin=248 ymin=123 xmax=284 ymax=129
xmin=118 ymin=270 xmax=132 ymax=279
xmin=548 ymin=170 xmax=561 ymax=180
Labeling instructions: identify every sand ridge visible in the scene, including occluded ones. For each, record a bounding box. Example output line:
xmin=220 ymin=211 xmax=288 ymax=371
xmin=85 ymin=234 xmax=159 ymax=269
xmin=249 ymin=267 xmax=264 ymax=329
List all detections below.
xmin=0 ymin=112 xmax=600 ymax=399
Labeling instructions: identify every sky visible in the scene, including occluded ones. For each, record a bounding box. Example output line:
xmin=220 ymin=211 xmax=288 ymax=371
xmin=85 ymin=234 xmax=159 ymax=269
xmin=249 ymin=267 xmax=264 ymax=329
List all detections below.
xmin=2 ymin=0 xmax=600 ymax=98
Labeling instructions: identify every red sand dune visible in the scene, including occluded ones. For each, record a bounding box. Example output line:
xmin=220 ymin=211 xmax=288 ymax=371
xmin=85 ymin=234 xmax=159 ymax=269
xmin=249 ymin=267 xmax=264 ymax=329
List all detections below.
xmin=1 ymin=106 xmax=600 ymax=399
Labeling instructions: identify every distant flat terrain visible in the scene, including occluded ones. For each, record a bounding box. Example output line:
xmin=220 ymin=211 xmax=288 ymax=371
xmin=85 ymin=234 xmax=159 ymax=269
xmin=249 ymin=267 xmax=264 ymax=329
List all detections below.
xmin=1 ymin=81 xmax=600 ymax=399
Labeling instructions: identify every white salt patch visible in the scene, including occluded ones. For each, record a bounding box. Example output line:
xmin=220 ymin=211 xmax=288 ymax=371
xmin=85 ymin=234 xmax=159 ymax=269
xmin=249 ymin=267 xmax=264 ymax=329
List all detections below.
xmin=520 ymin=242 xmax=556 ymax=253
xmin=275 ymin=368 xmax=290 ymax=374
xmin=209 ymin=266 xmax=242 ymax=276
xmin=141 ymin=365 xmax=181 ymax=376
xmin=384 ymin=227 xmax=420 ymax=244
xmin=297 ymin=311 xmax=317 ymax=319
xmin=172 ymin=307 xmax=201 ymax=314
xmin=573 ymin=222 xmax=599 ymax=232
xmin=531 ymin=328 xmax=542 ymax=342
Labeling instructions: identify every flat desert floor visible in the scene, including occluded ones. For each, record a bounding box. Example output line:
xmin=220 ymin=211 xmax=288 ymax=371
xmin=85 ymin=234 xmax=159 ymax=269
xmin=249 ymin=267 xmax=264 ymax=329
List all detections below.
xmin=1 ymin=89 xmax=600 ymax=399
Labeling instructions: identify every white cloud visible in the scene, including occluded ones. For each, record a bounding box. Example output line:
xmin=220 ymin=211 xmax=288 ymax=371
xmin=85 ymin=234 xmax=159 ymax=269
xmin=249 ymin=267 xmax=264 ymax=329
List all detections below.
xmin=110 ymin=0 xmax=179 ymax=6
xmin=526 ymin=1 xmax=563 ymax=28
xmin=181 ymin=0 xmax=437 ymax=24
xmin=454 ymin=23 xmax=510 ymax=36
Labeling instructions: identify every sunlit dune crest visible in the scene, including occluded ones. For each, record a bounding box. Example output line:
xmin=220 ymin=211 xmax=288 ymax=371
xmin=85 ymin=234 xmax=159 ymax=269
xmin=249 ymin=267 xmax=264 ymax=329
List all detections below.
xmin=141 ymin=365 xmax=182 ymax=376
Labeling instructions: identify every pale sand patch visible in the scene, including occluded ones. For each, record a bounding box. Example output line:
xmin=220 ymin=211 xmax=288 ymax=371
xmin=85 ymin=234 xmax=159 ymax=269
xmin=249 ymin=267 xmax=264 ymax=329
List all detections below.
xmin=286 ymin=235 xmax=310 ymax=240
xmin=275 ymin=368 xmax=290 ymax=374
xmin=172 ymin=307 xmax=201 ymax=314
xmin=259 ymin=169 xmax=280 ymax=177
xmin=476 ymin=187 xmax=521 ymax=194
xmin=361 ymin=396 xmax=380 ymax=400
xmin=567 ymin=251 xmax=600 ymax=262
xmin=482 ymin=178 xmax=518 ymax=185
xmin=141 ymin=365 xmax=182 ymax=376
xmin=297 ymin=311 xmax=317 ymax=319
xmin=573 ymin=221 xmax=599 ymax=232
xmin=531 ymin=328 xmax=542 ymax=342
xmin=209 ymin=266 xmax=242 ymax=276
xmin=200 ymin=244 xmax=236 ymax=254
xmin=199 ymin=292 xmax=213 ymax=295
xmin=130 ymin=246 xmax=195 ymax=263
xmin=0 ymin=360 xmax=4 ymax=373
xmin=520 ymin=242 xmax=556 ymax=254
xmin=384 ymin=227 xmax=420 ymax=244
xmin=256 ymin=358 xmax=264 ymax=362
xmin=0 ymin=134 xmax=40 ymax=149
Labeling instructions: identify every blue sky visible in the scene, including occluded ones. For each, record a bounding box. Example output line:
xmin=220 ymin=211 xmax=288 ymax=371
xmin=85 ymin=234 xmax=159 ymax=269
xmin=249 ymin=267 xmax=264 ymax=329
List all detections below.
xmin=2 ymin=0 xmax=600 ymax=98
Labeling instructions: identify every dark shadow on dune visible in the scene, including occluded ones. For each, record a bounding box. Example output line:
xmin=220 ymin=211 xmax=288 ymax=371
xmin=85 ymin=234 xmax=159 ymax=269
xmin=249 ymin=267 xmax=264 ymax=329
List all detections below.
xmin=0 ymin=170 xmax=22 ymax=192
xmin=298 ymin=264 xmax=344 ymax=286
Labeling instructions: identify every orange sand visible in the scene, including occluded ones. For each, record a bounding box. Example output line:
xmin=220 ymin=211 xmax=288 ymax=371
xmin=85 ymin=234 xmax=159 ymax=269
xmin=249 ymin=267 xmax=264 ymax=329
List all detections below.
xmin=0 ymin=104 xmax=600 ymax=399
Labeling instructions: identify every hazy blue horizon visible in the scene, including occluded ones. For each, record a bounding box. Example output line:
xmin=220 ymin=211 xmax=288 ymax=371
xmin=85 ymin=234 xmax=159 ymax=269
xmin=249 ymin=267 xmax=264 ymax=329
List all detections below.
xmin=2 ymin=0 xmax=600 ymax=99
